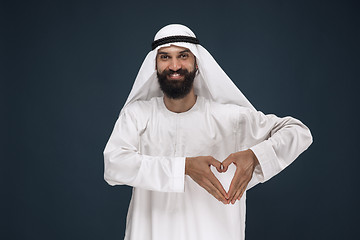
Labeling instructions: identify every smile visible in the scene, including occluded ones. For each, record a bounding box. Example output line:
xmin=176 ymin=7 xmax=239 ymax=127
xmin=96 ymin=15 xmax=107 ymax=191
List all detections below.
xmin=167 ymin=73 xmax=184 ymax=80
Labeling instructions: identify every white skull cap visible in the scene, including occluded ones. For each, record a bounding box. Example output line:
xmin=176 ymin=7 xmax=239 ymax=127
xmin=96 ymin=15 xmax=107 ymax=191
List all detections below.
xmin=154 ymin=24 xmax=196 ymax=41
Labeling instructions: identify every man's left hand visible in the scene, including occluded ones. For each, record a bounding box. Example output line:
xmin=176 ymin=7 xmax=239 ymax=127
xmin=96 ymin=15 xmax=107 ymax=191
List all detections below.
xmin=221 ymin=149 xmax=259 ymax=204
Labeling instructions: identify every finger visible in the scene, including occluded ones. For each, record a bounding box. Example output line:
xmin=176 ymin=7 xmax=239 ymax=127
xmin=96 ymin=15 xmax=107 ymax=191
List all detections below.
xmin=221 ymin=157 xmax=233 ymax=172
xmin=201 ymin=183 xmax=219 ymax=201
xmin=230 ymin=180 xmax=246 ymax=204
xmin=208 ymin=157 xmax=222 ymax=173
xmin=203 ymin=178 xmax=227 ymax=204
xmin=220 ymin=163 xmax=225 ymax=172
xmin=232 ymin=185 xmax=246 ymax=204
xmin=206 ymin=177 xmax=227 ymax=202
xmin=231 ymin=188 xmax=241 ymax=204
xmin=234 ymin=178 xmax=251 ymax=202
xmin=227 ymin=171 xmax=241 ymax=201
xmin=208 ymin=172 xmax=229 ymax=200
xmin=237 ymin=187 xmax=245 ymax=200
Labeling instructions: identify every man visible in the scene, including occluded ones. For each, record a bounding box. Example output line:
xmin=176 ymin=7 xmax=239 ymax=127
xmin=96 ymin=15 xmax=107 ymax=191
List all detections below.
xmin=104 ymin=24 xmax=312 ymax=240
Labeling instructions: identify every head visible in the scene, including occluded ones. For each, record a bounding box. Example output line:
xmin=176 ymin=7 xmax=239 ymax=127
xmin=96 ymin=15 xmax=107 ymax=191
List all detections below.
xmin=156 ymin=45 xmax=198 ymax=99
xmin=122 ymin=24 xmax=254 ymax=112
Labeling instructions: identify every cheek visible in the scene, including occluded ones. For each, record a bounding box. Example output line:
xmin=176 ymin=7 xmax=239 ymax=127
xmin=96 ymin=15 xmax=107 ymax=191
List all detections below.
xmin=185 ymin=62 xmax=196 ymax=72
xmin=185 ymin=58 xmax=196 ymax=70
xmin=156 ymin=62 xmax=167 ymax=72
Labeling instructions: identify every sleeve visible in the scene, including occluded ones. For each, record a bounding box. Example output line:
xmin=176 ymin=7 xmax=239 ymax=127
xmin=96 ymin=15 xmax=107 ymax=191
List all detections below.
xmin=242 ymin=109 xmax=313 ymax=189
xmin=103 ymin=107 xmax=186 ymax=192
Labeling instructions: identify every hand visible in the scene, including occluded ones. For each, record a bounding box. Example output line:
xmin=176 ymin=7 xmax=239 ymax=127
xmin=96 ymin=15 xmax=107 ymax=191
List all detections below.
xmin=221 ymin=149 xmax=259 ymax=204
xmin=185 ymin=156 xmax=229 ymax=204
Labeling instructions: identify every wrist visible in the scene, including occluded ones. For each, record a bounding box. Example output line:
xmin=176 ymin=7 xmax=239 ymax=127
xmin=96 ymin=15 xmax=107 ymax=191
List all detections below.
xmin=247 ymin=149 xmax=259 ymax=166
xmin=185 ymin=157 xmax=192 ymax=175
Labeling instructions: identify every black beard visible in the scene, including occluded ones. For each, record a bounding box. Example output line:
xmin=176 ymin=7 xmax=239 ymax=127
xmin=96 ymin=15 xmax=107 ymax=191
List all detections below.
xmin=157 ymin=68 xmax=196 ymax=99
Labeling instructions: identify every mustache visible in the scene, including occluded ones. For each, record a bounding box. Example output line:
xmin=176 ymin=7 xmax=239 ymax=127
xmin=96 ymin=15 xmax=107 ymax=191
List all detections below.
xmin=161 ymin=69 xmax=190 ymax=76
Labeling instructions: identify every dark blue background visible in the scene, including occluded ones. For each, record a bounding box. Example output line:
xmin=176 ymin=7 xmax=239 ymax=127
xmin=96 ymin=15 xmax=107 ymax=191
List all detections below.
xmin=3 ymin=0 xmax=359 ymax=239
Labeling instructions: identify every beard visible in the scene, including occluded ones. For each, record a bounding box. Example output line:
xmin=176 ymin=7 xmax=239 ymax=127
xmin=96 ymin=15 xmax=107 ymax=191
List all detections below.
xmin=157 ymin=67 xmax=197 ymax=99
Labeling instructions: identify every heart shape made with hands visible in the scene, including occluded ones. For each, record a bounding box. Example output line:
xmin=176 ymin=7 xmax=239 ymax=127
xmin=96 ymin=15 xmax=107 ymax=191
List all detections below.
xmin=186 ymin=150 xmax=257 ymax=205
xmin=216 ymin=150 xmax=258 ymax=204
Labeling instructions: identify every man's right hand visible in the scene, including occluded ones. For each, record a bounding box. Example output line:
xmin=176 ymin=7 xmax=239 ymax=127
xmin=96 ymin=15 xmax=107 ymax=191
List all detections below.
xmin=185 ymin=156 xmax=229 ymax=204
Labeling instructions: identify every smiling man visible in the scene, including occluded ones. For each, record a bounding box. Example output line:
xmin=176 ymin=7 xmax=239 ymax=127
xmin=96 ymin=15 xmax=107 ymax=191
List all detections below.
xmin=157 ymin=46 xmax=197 ymax=101
xmin=104 ymin=24 xmax=312 ymax=240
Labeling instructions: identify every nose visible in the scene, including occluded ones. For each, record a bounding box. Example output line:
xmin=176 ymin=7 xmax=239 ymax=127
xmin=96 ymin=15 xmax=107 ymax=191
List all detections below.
xmin=168 ymin=58 xmax=181 ymax=71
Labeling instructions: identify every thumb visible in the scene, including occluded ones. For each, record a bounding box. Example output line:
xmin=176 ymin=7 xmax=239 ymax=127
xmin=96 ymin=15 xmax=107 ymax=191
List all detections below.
xmin=208 ymin=157 xmax=222 ymax=173
xmin=221 ymin=155 xmax=234 ymax=172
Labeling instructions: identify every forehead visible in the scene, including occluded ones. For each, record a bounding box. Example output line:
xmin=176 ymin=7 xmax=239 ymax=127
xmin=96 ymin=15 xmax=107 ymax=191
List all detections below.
xmin=157 ymin=45 xmax=194 ymax=55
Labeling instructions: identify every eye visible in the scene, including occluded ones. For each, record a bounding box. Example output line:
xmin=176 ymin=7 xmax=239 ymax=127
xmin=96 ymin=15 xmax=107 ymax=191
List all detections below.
xmin=179 ymin=53 xmax=189 ymax=59
xmin=159 ymin=55 xmax=169 ymax=60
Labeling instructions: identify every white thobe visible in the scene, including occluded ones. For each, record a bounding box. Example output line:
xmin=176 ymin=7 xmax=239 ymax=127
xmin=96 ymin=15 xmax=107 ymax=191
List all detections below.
xmin=104 ymin=96 xmax=312 ymax=240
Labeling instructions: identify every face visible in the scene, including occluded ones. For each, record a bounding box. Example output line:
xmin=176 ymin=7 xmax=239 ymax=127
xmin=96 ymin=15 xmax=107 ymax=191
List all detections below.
xmin=156 ymin=45 xmax=197 ymax=99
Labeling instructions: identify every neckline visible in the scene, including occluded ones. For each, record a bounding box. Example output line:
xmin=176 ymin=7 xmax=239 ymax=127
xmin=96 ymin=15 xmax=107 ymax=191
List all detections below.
xmin=159 ymin=96 xmax=202 ymax=116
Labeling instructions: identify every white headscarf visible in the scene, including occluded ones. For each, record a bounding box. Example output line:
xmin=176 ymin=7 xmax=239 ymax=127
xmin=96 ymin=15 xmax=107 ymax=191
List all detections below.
xmin=122 ymin=24 xmax=255 ymax=112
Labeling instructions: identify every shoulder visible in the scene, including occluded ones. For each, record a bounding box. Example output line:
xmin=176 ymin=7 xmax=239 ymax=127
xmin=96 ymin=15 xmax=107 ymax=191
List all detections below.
xmin=201 ymin=98 xmax=241 ymax=127
xmin=119 ymin=97 xmax=161 ymax=125
xmin=122 ymin=97 xmax=159 ymax=115
xmin=203 ymin=98 xmax=267 ymax=124
xmin=203 ymin=97 xmax=248 ymax=116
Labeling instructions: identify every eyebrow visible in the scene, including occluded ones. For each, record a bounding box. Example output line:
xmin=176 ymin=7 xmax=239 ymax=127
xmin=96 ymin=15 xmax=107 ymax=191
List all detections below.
xmin=179 ymin=49 xmax=191 ymax=54
xmin=157 ymin=49 xmax=191 ymax=55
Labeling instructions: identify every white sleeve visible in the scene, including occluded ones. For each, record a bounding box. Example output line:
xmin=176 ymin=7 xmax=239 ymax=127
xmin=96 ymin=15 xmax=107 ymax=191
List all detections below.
xmin=103 ymin=108 xmax=185 ymax=192
xmin=244 ymin=109 xmax=313 ymax=188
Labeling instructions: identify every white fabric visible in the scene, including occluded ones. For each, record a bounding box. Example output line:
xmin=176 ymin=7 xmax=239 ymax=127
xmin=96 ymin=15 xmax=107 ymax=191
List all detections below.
xmin=104 ymin=24 xmax=312 ymax=240
xmin=122 ymin=24 xmax=255 ymax=113
xmin=104 ymin=96 xmax=313 ymax=240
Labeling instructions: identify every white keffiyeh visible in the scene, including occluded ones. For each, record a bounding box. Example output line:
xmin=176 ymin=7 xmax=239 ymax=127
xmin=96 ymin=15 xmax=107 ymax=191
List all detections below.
xmin=122 ymin=24 xmax=255 ymax=112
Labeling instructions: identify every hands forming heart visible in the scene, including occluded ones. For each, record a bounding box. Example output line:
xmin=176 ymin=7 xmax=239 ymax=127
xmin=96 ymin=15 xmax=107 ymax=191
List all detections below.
xmin=185 ymin=149 xmax=259 ymax=204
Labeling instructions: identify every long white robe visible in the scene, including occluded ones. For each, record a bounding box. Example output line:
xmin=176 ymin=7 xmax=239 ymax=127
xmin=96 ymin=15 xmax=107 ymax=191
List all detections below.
xmin=104 ymin=96 xmax=312 ymax=240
